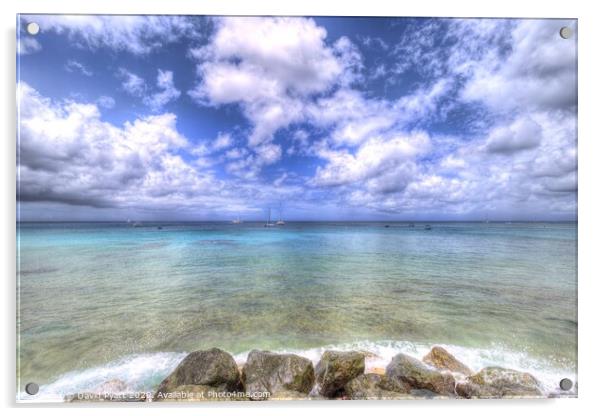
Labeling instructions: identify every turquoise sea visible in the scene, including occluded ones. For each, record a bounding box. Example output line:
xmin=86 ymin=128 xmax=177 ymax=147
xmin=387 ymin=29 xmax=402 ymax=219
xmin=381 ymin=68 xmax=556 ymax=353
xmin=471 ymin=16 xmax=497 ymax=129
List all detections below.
xmin=17 ymin=221 xmax=577 ymax=400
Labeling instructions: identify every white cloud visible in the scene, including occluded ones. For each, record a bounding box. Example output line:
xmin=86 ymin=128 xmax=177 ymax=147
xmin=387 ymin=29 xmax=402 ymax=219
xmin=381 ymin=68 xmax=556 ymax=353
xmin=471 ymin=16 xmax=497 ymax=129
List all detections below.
xmin=17 ymin=17 xmax=577 ymax=220
xmin=194 ymin=17 xmax=344 ymax=96
xmin=224 ymin=143 xmax=283 ymax=180
xmin=394 ymin=79 xmax=450 ymax=121
xmin=542 ymin=171 xmax=577 ymax=193
xmin=18 ymin=37 xmax=41 ymax=55
xmin=143 ymin=70 xmax=181 ymax=111
xmin=189 ymin=17 xmax=360 ymax=150
xmin=460 ymin=19 xmax=577 ymax=112
xmin=485 ymin=116 xmax=543 ymax=154
xmin=225 ymin=147 xmax=247 ymax=160
xmin=24 ymin=15 xmax=198 ymax=55
xmin=212 ymin=132 xmax=233 ymax=150
xmin=274 ymin=172 xmax=288 ymax=187
xmin=332 ymin=36 xmax=364 ymax=87
xmin=377 ymin=18 xmax=579 ymax=218
xmin=117 ymin=68 xmax=146 ymax=96
xmin=312 ymin=131 xmax=431 ymax=189
xmin=117 ymin=68 xmax=180 ymax=111
xmin=390 ymin=18 xmax=576 ymax=116
xmin=256 ymin=143 xmax=282 ymax=165
xmin=96 ymin=96 xmax=115 ymax=109
xmin=308 ymin=89 xmax=394 ymax=146
xmin=65 ymin=59 xmax=93 ymax=76
xmin=532 ymin=146 xmax=576 ymax=178
xmin=359 ymin=36 xmax=389 ymax=51
xmin=405 ymin=109 xmax=577 ymax=217
xmin=440 ymin=155 xmax=466 ymax=170
xmin=309 ymin=101 xmax=575 ymax=218
xmin=308 ymin=80 xmax=450 ymax=147
xmin=17 ymin=82 xmax=220 ymax=211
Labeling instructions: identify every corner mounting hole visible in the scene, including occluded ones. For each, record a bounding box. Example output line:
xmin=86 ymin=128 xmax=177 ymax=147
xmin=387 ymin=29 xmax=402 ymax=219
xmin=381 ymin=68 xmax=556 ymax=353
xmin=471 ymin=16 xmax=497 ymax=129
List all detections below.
xmin=559 ymin=26 xmax=572 ymax=39
xmin=559 ymin=378 xmax=573 ymax=391
xmin=25 ymin=382 xmax=39 ymax=395
xmin=26 ymin=22 xmax=40 ymax=36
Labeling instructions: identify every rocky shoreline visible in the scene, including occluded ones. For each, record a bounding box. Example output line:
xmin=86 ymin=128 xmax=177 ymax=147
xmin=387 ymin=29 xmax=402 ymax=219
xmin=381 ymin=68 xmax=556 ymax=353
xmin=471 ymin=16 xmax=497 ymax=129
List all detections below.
xmin=65 ymin=345 xmax=573 ymax=402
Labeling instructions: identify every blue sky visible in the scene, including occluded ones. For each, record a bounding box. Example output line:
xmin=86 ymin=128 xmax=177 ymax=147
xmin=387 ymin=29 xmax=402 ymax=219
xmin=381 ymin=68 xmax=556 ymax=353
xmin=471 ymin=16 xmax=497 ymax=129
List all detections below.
xmin=17 ymin=15 xmax=577 ymax=221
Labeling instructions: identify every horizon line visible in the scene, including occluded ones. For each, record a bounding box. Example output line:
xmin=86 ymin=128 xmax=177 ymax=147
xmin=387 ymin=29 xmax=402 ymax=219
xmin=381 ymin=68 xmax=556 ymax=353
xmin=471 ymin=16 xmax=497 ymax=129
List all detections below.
xmin=16 ymin=219 xmax=578 ymax=223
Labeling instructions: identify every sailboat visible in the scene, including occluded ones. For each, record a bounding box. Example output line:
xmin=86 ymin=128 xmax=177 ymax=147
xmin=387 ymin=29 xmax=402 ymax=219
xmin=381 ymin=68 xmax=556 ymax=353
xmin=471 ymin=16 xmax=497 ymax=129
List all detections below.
xmin=276 ymin=203 xmax=285 ymax=226
xmin=264 ymin=208 xmax=275 ymax=227
xmin=232 ymin=214 xmax=242 ymax=224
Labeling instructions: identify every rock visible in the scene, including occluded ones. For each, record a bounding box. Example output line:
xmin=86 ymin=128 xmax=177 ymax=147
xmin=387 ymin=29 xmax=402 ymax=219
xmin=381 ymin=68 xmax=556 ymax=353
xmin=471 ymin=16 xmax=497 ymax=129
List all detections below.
xmin=423 ymin=346 xmax=472 ymax=376
xmin=154 ymin=348 xmax=241 ymax=399
xmin=456 ymin=367 xmax=543 ymax=398
xmin=369 ymin=367 xmax=386 ymax=376
xmin=408 ymin=389 xmax=449 ymax=399
xmin=315 ymin=350 xmax=365 ymax=397
xmin=154 ymin=384 xmax=248 ymax=401
xmin=242 ymin=350 xmax=315 ymax=400
xmin=385 ymin=353 xmax=456 ymax=396
xmin=344 ymin=373 xmax=407 ymax=400
xmin=94 ymin=379 xmax=128 ymax=395
xmin=307 ymin=387 xmax=329 ymax=400
xmin=358 ymin=350 xmax=381 ymax=360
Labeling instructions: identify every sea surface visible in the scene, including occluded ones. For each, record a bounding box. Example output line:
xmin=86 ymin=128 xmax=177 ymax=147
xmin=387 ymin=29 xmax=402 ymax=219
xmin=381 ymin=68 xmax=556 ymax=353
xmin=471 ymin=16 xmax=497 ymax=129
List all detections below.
xmin=16 ymin=221 xmax=578 ymax=401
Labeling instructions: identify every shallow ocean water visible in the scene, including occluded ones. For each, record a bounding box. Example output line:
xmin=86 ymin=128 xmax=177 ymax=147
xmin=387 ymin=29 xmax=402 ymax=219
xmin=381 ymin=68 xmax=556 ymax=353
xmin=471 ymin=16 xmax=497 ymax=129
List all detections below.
xmin=17 ymin=221 xmax=577 ymax=400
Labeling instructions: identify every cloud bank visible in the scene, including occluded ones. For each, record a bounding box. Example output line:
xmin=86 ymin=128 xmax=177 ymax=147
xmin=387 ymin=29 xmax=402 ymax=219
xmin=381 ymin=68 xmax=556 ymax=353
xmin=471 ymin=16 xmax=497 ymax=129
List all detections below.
xmin=17 ymin=16 xmax=577 ymax=220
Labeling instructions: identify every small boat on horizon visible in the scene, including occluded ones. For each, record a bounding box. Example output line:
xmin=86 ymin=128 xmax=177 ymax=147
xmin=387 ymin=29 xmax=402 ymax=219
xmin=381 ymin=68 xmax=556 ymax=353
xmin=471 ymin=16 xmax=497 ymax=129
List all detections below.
xmin=232 ymin=215 xmax=243 ymax=224
xmin=264 ymin=208 xmax=275 ymax=227
xmin=275 ymin=203 xmax=285 ymax=225
xmin=425 ymin=224 xmax=432 ymax=230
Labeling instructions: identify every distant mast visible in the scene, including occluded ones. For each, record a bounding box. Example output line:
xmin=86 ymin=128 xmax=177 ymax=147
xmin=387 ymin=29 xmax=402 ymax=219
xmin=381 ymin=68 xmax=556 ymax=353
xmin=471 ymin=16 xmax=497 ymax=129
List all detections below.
xmin=232 ymin=214 xmax=242 ymax=224
xmin=264 ymin=208 xmax=275 ymax=227
xmin=276 ymin=202 xmax=285 ymax=226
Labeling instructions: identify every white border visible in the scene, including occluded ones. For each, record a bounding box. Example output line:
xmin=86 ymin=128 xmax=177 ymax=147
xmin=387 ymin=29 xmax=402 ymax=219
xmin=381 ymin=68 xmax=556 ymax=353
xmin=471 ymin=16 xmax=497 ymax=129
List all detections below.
xmin=2 ymin=1 xmax=601 ymax=415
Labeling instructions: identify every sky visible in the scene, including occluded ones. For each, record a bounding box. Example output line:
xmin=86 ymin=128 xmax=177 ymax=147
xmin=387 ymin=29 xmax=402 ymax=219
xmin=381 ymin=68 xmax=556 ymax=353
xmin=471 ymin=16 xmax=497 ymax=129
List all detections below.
xmin=17 ymin=15 xmax=577 ymax=221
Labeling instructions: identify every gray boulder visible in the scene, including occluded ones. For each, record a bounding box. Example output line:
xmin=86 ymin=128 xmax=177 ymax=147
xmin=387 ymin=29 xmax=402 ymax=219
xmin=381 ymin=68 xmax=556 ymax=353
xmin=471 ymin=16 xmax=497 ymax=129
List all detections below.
xmin=423 ymin=346 xmax=472 ymax=376
xmin=456 ymin=367 xmax=543 ymax=398
xmin=242 ymin=350 xmax=314 ymax=400
xmin=386 ymin=353 xmax=456 ymax=396
xmin=315 ymin=350 xmax=365 ymax=397
xmin=154 ymin=348 xmax=241 ymax=400
xmin=344 ymin=373 xmax=407 ymax=400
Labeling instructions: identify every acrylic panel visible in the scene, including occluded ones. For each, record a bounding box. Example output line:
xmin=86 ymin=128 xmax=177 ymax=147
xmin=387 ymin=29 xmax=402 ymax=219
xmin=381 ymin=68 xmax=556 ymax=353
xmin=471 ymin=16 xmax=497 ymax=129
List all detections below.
xmin=16 ymin=14 xmax=577 ymax=402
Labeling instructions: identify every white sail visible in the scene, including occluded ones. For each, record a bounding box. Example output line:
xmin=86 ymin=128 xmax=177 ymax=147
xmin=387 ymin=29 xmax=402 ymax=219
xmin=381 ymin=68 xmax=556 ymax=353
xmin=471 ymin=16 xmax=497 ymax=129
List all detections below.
xmin=276 ymin=203 xmax=285 ymax=225
xmin=264 ymin=208 xmax=275 ymax=227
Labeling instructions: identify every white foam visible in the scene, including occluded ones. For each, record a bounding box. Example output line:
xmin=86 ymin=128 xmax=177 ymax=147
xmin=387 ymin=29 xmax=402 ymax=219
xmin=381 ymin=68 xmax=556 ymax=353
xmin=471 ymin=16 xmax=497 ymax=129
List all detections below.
xmin=235 ymin=340 xmax=576 ymax=395
xmin=18 ymin=351 xmax=187 ymax=402
xmin=19 ymin=340 xmax=576 ymax=402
